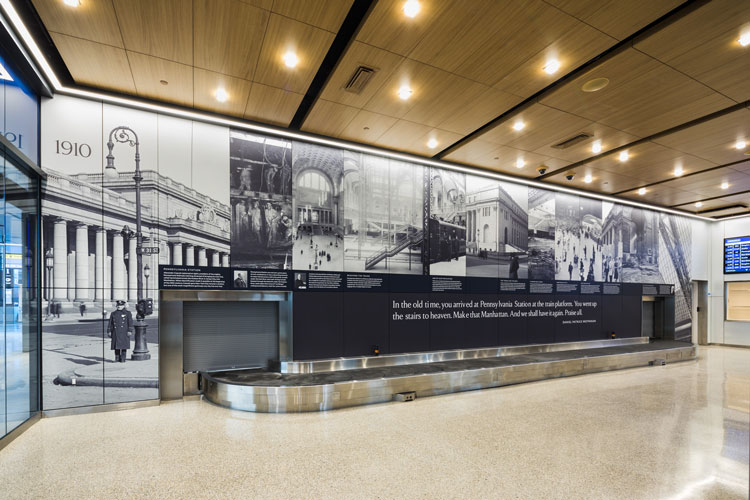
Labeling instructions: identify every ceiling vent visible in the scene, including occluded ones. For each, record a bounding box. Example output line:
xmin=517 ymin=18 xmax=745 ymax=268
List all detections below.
xmin=552 ymin=133 xmax=593 ymax=150
xmin=344 ymin=65 xmax=377 ymax=94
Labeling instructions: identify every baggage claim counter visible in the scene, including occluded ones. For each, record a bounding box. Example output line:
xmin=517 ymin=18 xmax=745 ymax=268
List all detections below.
xmin=158 ymin=269 xmax=695 ymax=413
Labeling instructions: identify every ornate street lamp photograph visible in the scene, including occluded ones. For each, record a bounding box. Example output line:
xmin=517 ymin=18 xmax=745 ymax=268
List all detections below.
xmin=105 ymin=126 xmax=153 ymax=361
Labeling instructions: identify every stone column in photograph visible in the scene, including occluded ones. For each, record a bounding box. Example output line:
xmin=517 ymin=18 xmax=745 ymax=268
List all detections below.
xmin=75 ymin=223 xmax=90 ymax=301
xmin=185 ymin=244 xmax=194 ymax=266
xmin=105 ymin=256 xmax=112 ymax=301
xmin=52 ymin=218 xmax=68 ymax=300
xmin=210 ymin=250 xmax=219 ymax=267
xmin=128 ymin=236 xmax=137 ymax=302
xmin=172 ymin=242 xmax=183 ymax=265
xmin=198 ymin=247 xmax=207 ymax=267
xmin=67 ymin=251 xmax=75 ymax=300
xmin=221 ymin=253 xmax=229 ymax=267
xmin=95 ymin=228 xmax=106 ymax=301
xmin=112 ymin=232 xmax=126 ymax=301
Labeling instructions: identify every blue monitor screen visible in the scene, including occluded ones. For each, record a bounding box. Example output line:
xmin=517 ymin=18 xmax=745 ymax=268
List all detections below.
xmin=724 ymin=236 xmax=750 ymax=274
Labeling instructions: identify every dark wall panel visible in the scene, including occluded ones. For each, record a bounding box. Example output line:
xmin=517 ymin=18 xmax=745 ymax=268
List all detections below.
xmin=293 ymin=292 xmax=343 ymax=359
xmin=343 ymin=292 xmax=389 ymax=356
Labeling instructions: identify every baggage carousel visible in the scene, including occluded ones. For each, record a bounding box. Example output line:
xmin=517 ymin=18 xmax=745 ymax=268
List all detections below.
xmin=201 ymin=338 xmax=696 ymax=413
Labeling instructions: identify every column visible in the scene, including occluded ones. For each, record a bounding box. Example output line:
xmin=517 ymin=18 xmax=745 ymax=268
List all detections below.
xmin=112 ymin=232 xmax=126 ymax=301
xmin=67 ymin=251 xmax=75 ymax=301
xmin=210 ymin=250 xmax=219 ymax=267
xmin=52 ymin=219 xmax=68 ymax=300
xmin=221 ymin=253 xmax=229 ymax=267
xmin=105 ymin=256 xmax=112 ymax=301
xmin=198 ymin=247 xmax=207 ymax=267
xmin=128 ymin=236 xmax=137 ymax=302
xmin=95 ymin=228 xmax=106 ymax=301
xmin=75 ymin=223 xmax=90 ymax=301
xmin=172 ymin=242 xmax=183 ymax=265
xmin=185 ymin=244 xmax=194 ymax=266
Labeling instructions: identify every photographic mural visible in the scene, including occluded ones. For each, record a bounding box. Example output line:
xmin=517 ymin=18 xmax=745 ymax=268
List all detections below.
xmin=39 ymin=94 xmax=698 ymax=409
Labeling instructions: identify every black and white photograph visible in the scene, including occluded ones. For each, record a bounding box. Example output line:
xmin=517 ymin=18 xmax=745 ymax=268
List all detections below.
xmin=343 ymin=155 xmax=424 ymax=274
xmin=230 ymin=131 xmax=293 ymax=269
xmin=527 ymin=188 xmax=555 ymax=280
xmin=428 ymin=168 xmax=466 ymax=276
xmin=465 ymin=175 xmax=500 ymax=278
xmin=554 ymin=193 xmax=584 ymax=281
xmin=294 ymin=272 xmax=308 ymax=289
xmin=578 ymin=196 xmax=603 ymax=282
xmin=233 ymin=270 xmax=248 ymax=288
xmin=601 ymin=202 xmax=622 ymax=282
xmin=292 ymin=141 xmax=345 ymax=272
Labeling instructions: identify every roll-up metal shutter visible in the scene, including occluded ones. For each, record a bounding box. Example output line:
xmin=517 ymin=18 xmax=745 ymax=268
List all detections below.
xmin=183 ymin=301 xmax=278 ymax=372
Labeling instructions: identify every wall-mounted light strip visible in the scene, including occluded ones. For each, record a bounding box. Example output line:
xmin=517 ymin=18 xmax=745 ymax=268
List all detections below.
xmin=0 ymin=0 xmax=714 ymax=223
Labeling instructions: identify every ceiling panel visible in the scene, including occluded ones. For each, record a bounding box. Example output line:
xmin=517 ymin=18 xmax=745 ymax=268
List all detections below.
xmin=50 ymin=33 xmax=135 ymax=93
xmin=374 ymin=120 xmax=463 ymax=157
xmin=253 ymin=14 xmax=336 ymax=94
xmin=193 ymin=68 xmax=252 ymax=117
xmin=539 ymin=48 xmax=735 ymax=137
xmin=533 ymin=121 xmax=640 ymax=163
xmin=127 ymin=51 xmax=193 ymax=107
xmin=663 ymin=166 xmax=750 ymax=197
xmin=338 ymin=110 xmax=398 ymax=146
xmin=436 ymin=87 xmax=523 ymax=136
xmin=271 ymin=0 xmax=353 ymax=32
xmin=651 ymin=109 xmax=750 ymax=165
xmin=244 ymin=83 xmax=303 ymax=127
xmin=193 ymin=0 xmax=269 ymax=79
xmin=318 ymin=42 xmax=405 ymax=108
xmin=674 ymin=192 xmax=750 ymax=211
xmin=545 ymin=168 xmax=644 ymax=194
xmin=113 ymin=0 xmax=192 ymax=64
xmin=545 ymin=0 xmax=683 ymax=40
xmin=617 ymin=184 xmax=699 ymax=207
xmin=445 ymin=142 xmax=570 ymax=179
xmin=634 ymin=0 xmax=750 ymax=102
xmin=32 ymin=0 xmax=123 ymax=47
xmin=302 ymin=99 xmax=360 ymax=138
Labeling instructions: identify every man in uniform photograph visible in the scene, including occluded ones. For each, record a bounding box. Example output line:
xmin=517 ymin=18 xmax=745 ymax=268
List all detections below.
xmin=107 ymin=300 xmax=134 ymax=363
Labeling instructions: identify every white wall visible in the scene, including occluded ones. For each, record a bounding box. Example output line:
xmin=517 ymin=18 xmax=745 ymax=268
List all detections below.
xmin=707 ymin=215 xmax=750 ymax=346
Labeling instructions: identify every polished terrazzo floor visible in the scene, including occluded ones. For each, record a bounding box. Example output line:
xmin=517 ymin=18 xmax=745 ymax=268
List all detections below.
xmin=0 ymin=346 xmax=748 ymax=499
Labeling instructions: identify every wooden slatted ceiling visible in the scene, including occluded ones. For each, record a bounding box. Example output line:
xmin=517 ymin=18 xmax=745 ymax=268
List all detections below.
xmin=32 ymin=0 xmax=351 ymax=122
xmin=674 ymin=192 xmax=750 ymax=211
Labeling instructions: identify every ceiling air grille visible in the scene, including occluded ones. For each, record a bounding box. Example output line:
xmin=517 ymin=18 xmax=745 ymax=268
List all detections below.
xmin=344 ymin=65 xmax=376 ymax=94
xmin=552 ymin=133 xmax=593 ymax=150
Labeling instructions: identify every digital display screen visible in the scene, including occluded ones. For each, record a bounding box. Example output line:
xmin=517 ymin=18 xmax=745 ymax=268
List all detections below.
xmin=724 ymin=236 xmax=750 ymax=274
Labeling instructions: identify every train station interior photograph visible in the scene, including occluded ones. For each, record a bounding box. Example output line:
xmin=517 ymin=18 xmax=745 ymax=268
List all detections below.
xmin=0 ymin=0 xmax=748 ymax=498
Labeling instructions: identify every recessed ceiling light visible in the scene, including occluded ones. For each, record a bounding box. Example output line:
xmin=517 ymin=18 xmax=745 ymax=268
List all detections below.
xmin=721 ymin=182 xmax=729 ymax=189
xmin=403 ymin=0 xmax=420 ymax=18
xmin=637 ymin=187 xmax=646 ymax=195
xmin=695 ymin=202 xmax=703 ymax=208
xmin=735 ymin=140 xmax=747 ymax=150
xmin=397 ymin=86 xmax=412 ymax=100
xmin=215 ymin=88 xmax=228 ymax=103
xmin=515 ymin=158 xmax=525 ymax=169
xmin=427 ymin=138 xmax=438 ymax=149
xmin=581 ymin=77 xmax=609 ymax=92
xmin=543 ymin=59 xmax=561 ymax=75
xmin=591 ymin=140 xmax=602 ymax=154
xmin=282 ymin=51 xmax=299 ymax=68
xmin=739 ymin=32 xmax=750 ymax=47
xmin=512 ymin=120 xmax=525 ymax=131
xmin=618 ymin=150 xmax=629 ymax=162
xmin=674 ymin=165 xmax=684 ymax=176
xmin=583 ymin=174 xmax=592 ymax=184
xmin=63 ymin=0 xmax=81 ymax=7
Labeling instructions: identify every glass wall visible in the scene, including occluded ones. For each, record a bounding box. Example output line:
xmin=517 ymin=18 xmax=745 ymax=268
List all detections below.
xmin=0 ymin=50 xmax=41 ymax=439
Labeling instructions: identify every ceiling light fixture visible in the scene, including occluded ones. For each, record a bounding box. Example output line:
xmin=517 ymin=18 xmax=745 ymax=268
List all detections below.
xmin=638 ymin=187 xmax=646 ymax=195
xmin=581 ymin=77 xmax=609 ymax=92
xmin=583 ymin=174 xmax=592 ymax=184
xmin=591 ymin=140 xmax=602 ymax=154
xmin=515 ymin=158 xmax=525 ymax=169
xmin=618 ymin=150 xmax=629 ymax=162
xmin=215 ymin=88 xmax=228 ymax=103
xmin=674 ymin=165 xmax=684 ymax=176
xmin=695 ymin=202 xmax=703 ymax=208
xmin=427 ymin=138 xmax=438 ymax=149
xmin=282 ymin=51 xmax=299 ymax=68
xmin=739 ymin=32 xmax=750 ymax=47
xmin=397 ymin=85 xmax=412 ymax=100
xmin=512 ymin=120 xmax=525 ymax=131
xmin=735 ymin=140 xmax=747 ymax=150
xmin=721 ymin=182 xmax=729 ymax=189
xmin=543 ymin=59 xmax=560 ymax=75
xmin=63 ymin=0 xmax=80 ymax=7
xmin=403 ymin=0 xmax=420 ymax=18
